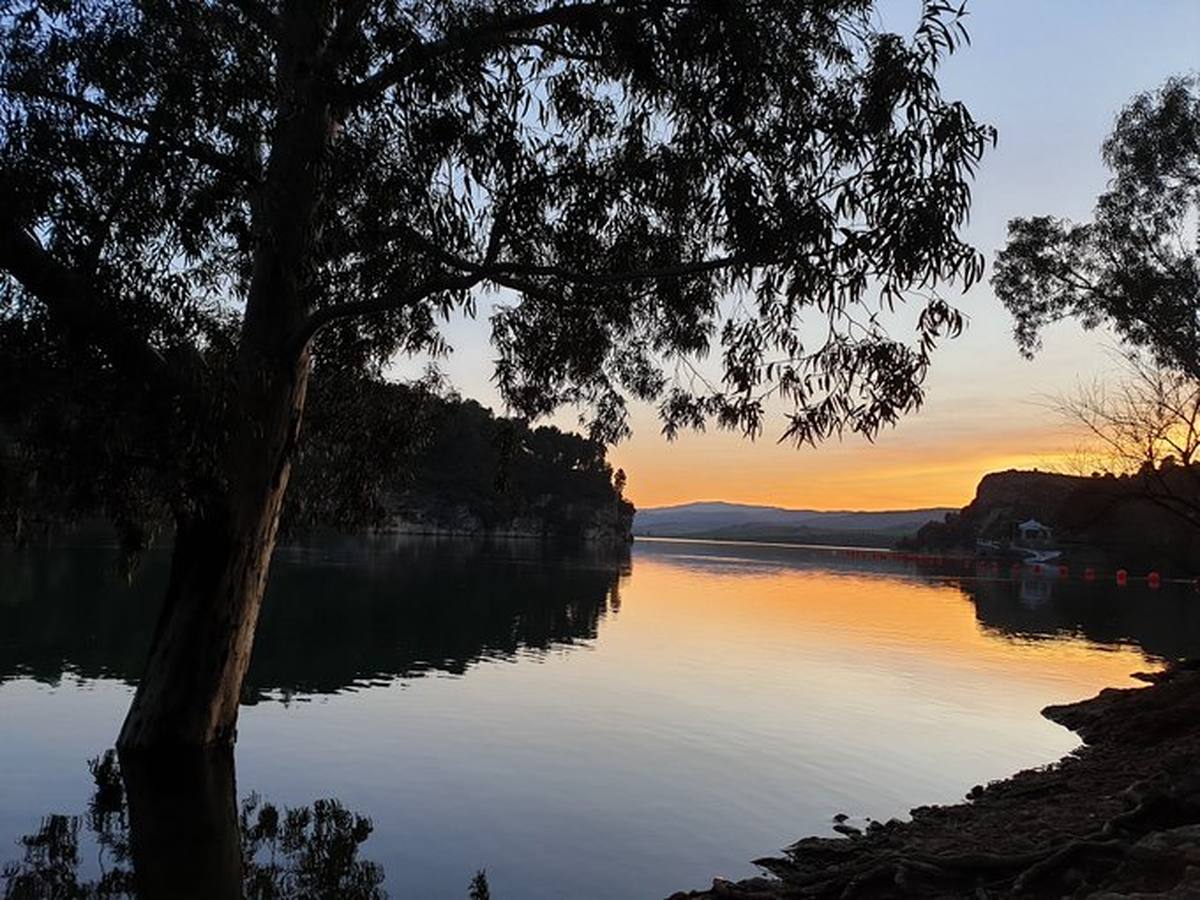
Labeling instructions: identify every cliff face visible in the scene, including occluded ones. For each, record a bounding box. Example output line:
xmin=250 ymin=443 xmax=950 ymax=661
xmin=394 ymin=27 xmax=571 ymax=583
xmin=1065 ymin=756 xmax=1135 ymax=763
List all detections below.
xmin=968 ymin=470 xmax=1089 ymax=538
xmin=907 ymin=468 xmax=1200 ymax=571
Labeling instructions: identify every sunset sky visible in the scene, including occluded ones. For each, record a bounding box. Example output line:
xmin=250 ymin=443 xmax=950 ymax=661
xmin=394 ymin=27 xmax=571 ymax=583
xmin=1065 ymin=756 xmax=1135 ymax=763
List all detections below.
xmin=393 ymin=1 xmax=1200 ymax=512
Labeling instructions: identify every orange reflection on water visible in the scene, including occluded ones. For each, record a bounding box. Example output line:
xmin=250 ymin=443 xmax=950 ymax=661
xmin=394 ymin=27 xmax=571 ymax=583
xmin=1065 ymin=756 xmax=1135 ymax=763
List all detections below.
xmin=587 ymin=540 xmax=1159 ymax=805
xmin=620 ymin=552 xmax=1149 ymax=701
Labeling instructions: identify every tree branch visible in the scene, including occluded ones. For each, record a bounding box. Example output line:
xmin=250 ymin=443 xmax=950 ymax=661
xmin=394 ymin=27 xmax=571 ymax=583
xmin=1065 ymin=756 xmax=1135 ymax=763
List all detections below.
xmin=339 ymin=1 xmax=628 ymax=105
xmin=290 ymin=272 xmax=484 ymax=355
xmin=0 ymin=217 xmax=166 ymax=378
xmin=485 ymin=253 xmax=753 ymax=285
xmin=293 ymin=215 xmax=755 ymax=354
xmin=346 ymin=217 xmax=753 ymax=287
xmin=389 ymin=220 xmax=754 ymax=285
xmin=324 ymin=0 xmax=372 ymax=67
xmin=0 ymin=83 xmax=251 ymax=181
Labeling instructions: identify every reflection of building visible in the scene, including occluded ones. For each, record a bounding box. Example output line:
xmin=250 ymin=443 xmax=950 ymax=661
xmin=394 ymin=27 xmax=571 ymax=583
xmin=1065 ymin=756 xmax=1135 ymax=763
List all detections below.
xmin=1018 ymin=576 xmax=1052 ymax=608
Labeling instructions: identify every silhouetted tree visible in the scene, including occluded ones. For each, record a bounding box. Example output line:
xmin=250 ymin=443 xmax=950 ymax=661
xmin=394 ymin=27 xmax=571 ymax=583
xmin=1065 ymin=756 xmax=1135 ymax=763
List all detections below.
xmin=0 ymin=0 xmax=992 ymax=750
xmin=468 ymin=870 xmax=491 ymax=900
xmin=995 ymin=76 xmax=1200 ymax=530
xmin=613 ymin=468 xmax=627 ymax=498
xmin=1053 ymin=355 xmax=1200 ymax=529
xmin=995 ymin=76 xmax=1199 ymax=378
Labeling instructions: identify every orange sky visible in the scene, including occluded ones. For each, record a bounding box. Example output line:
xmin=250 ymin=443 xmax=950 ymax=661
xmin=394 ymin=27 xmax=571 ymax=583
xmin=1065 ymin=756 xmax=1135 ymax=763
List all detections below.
xmin=606 ymin=402 xmax=1084 ymax=510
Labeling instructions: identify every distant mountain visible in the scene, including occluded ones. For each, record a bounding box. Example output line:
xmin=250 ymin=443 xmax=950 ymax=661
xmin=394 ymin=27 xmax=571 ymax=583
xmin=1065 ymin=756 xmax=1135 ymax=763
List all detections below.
xmin=633 ymin=502 xmax=954 ymax=547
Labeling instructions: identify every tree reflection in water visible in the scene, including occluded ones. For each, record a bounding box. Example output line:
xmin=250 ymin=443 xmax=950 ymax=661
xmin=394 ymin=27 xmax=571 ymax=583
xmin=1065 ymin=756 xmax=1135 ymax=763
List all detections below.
xmin=961 ymin=573 xmax=1200 ymax=660
xmin=2 ymin=750 xmax=386 ymax=900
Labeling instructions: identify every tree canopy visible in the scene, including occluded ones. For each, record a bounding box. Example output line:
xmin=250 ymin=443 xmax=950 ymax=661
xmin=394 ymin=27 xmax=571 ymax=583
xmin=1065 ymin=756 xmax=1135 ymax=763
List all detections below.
xmin=994 ymin=76 xmax=1200 ymax=378
xmin=1 ymin=1 xmax=996 ymax=749
xmin=1 ymin=0 xmax=992 ymax=543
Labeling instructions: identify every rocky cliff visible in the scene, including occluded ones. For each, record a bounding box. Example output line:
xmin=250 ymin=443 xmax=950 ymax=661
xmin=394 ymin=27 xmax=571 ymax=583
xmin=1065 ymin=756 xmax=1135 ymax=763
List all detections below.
xmin=905 ymin=467 xmax=1200 ymax=571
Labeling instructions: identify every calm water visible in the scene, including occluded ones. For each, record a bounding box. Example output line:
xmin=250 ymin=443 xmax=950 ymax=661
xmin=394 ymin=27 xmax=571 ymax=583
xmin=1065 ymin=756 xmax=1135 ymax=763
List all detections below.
xmin=3 ymin=536 xmax=1200 ymax=899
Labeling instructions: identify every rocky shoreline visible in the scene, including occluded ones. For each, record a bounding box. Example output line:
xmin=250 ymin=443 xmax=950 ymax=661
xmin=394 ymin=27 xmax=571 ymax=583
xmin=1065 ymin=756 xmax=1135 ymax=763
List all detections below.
xmin=671 ymin=661 xmax=1200 ymax=899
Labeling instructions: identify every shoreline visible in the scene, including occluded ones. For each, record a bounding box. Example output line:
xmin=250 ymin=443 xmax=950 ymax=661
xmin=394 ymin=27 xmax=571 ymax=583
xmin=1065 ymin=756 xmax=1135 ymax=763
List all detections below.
xmin=671 ymin=661 xmax=1200 ymax=899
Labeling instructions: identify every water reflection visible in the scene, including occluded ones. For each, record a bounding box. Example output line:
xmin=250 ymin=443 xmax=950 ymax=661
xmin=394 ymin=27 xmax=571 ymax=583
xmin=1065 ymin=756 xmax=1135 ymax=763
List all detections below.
xmin=0 ymin=538 xmax=629 ymax=698
xmin=635 ymin=538 xmax=1200 ymax=662
xmin=6 ymin=538 xmax=1200 ymax=899
xmin=963 ymin=573 xmax=1200 ymax=660
xmin=1 ymin=750 xmax=385 ymax=900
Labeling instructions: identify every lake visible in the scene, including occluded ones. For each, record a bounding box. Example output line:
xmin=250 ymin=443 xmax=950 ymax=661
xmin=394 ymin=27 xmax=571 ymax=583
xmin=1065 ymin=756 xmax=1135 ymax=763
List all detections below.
xmin=3 ymin=536 xmax=1200 ymax=899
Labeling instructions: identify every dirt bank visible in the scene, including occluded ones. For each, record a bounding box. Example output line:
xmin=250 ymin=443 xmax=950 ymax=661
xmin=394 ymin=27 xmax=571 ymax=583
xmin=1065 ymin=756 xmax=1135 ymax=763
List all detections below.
xmin=670 ymin=661 xmax=1200 ymax=899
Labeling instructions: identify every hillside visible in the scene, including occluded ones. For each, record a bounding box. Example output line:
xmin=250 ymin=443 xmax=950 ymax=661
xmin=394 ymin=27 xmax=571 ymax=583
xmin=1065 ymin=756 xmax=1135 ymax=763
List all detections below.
xmin=903 ymin=467 xmax=1200 ymax=572
xmin=633 ymin=502 xmax=953 ymax=547
xmin=285 ymin=378 xmax=636 ymax=544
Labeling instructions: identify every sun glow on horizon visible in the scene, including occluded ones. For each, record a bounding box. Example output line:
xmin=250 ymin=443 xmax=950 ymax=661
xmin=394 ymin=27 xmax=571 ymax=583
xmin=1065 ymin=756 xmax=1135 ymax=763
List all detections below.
xmin=610 ymin=426 xmax=1082 ymax=512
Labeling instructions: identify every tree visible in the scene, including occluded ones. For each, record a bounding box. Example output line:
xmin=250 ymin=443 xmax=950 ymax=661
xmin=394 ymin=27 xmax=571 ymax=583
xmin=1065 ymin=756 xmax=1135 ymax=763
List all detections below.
xmin=0 ymin=0 xmax=992 ymax=750
xmin=995 ymin=75 xmax=1200 ymax=530
xmin=994 ymin=76 xmax=1200 ymax=379
xmin=1053 ymin=355 xmax=1200 ymax=530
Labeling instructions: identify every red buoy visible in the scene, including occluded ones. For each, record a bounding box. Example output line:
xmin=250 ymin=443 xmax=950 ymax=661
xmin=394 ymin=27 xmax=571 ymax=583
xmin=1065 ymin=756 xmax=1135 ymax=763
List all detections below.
xmin=1148 ymin=571 xmax=1162 ymax=589
xmin=1116 ymin=569 xmax=1128 ymax=587
xmin=1084 ymin=567 xmax=1096 ymax=581
xmin=1057 ymin=565 xmax=1069 ymax=578
xmin=1032 ymin=564 xmax=1042 ymax=575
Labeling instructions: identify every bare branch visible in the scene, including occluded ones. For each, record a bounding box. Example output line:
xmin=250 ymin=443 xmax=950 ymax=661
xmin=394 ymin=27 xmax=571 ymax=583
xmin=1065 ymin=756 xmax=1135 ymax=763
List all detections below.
xmin=1052 ymin=354 xmax=1200 ymax=528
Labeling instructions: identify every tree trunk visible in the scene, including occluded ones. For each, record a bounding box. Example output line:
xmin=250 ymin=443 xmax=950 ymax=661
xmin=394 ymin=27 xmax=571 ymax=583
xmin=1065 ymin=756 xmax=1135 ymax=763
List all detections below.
xmin=118 ymin=1 xmax=332 ymax=751
xmin=117 ymin=352 xmax=310 ymax=750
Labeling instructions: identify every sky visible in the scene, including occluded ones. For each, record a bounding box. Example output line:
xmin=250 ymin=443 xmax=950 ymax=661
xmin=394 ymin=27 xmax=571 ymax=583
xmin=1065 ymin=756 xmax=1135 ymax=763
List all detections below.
xmin=391 ymin=0 xmax=1200 ymax=512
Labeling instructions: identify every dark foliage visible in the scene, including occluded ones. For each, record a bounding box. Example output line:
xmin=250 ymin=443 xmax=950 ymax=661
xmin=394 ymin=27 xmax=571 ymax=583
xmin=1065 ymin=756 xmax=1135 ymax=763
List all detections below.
xmin=281 ymin=373 xmax=445 ymax=533
xmin=392 ymin=393 xmax=633 ymax=536
xmin=1 ymin=752 xmax=385 ymax=900
xmin=994 ymin=76 xmax=1200 ymax=377
xmin=282 ymin=375 xmax=632 ymax=537
xmin=1 ymin=0 xmax=992 ymax=547
xmin=0 ymin=540 xmax=627 ymax=696
xmin=468 ymin=870 xmax=490 ymax=900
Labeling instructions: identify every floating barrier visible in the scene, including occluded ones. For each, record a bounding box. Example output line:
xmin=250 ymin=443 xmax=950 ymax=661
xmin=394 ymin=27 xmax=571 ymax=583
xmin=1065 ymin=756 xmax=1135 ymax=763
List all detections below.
xmin=732 ymin=541 xmax=1199 ymax=588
